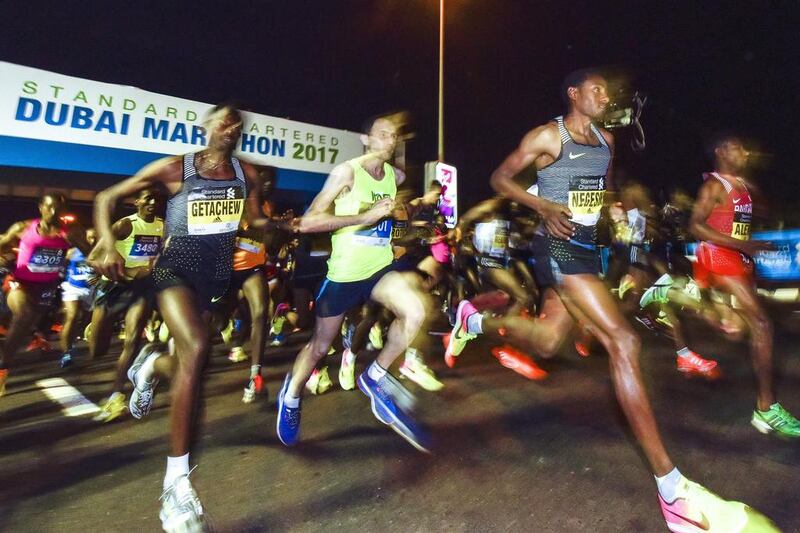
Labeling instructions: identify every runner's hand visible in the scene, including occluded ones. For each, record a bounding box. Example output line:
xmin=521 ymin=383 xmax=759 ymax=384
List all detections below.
xmin=739 ymin=240 xmax=773 ymax=257
xmin=538 ymin=199 xmax=574 ymax=240
xmin=362 ymin=198 xmax=394 ymax=225
xmin=87 ymin=238 xmax=126 ymax=281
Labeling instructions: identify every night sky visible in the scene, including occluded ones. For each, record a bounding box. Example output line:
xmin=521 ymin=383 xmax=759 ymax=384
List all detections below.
xmin=2 ymin=1 xmax=798 ymax=223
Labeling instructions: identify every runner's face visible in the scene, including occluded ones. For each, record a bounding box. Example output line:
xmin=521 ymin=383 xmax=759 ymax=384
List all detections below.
xmin=572 ymin=76 xmax=610 ymax=119
xmin=365 ymin=118 xmax=398 ymax=160
xmin=207 ymin=109 xmax=243 ymax=151
xmin=39 ymin=196 xmax=64 ymax=224
xmin=717 ymin=141 xmax=749 ymax=173
xmin=135 ymin=190 xmax=159 ymax=217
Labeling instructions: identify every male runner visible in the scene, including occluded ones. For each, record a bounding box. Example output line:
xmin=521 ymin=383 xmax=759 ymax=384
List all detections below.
xmin=58 ymin=228 xmax=98 ymax=368
xmin=448 ymin=69 xmax=777 ymax=531
xmin=92 ymin=188 xmax=164 ymax=422
xmin=0 ymin=194 xmax=91 ymax=396
xmin=276 ymin=113 xmax=430 ymax=452
xmin=647 ymin=133 xmax=800 ymax=437
xmin=90 ymin=103 xmax=267 ymax=532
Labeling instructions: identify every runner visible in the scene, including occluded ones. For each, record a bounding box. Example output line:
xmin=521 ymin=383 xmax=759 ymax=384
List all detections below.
xmin=92 ymin=188 xmax=164 ymax=422
xmin=449 ymin=69 xmax=776 ymax=531
xmin=276 ymin=113 xmax=430 ymax=452
xmin=0 ymin=193 xmax=91 ymax=397
xmin=58 ymin=228 xmax=98 ymax=368
xmin=645 ymin=132 xmax=800 ymax=437
xmin=89 ymin=103 xmax=268 ymax=532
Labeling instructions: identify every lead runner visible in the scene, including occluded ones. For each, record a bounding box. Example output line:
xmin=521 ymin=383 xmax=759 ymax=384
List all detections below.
xmin=450 ymin=68 xmax=777 ymax=532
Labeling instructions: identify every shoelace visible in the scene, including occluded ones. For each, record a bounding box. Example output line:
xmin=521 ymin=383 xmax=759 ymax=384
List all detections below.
xmin=770 ymin=405 xmax=800 ymax=428
xmin=283 ymin=405 xmax=300 ymax=426
xmin=135 ymin=382 xmax=154 ymax=410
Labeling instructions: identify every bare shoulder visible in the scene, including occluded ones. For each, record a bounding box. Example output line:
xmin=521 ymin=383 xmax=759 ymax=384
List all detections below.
xmin=9 ymin=220 xmax=32 ymax=235
xmin=521 ymin=122 xmax=561 ymax=152
xmin=328 ymin=161 xmax=355 ymax=186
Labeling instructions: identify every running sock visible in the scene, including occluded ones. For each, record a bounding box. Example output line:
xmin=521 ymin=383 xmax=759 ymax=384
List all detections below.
xmin=466 ymin=313 xmax=483 ymax=335
xmin=343 ymin=348 xmax=356 ymax=366
xmin=164 ymin=453 xmax=190 ymax=489
xmin=108 ymin=391 xmax=124 ymax=402
xmin=250 ymin=365 xmax=261 ymax=379
xmin=367 ymin=361 xmax=387 ymax=381
xmin=283 ymin=394 xmax=300 ymax=408
xmin=676 ymin=347 xmax=691 ymax=359
xmin=655 ymin=467 xmax=683 ymax=504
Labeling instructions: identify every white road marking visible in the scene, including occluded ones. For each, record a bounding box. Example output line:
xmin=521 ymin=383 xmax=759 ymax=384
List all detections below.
xmin=36 ymin=378 xmax=100 ymax=417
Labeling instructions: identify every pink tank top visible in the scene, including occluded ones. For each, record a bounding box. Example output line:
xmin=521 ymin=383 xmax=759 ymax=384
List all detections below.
xmin=14 ymin=219 xmax=71 ymax=283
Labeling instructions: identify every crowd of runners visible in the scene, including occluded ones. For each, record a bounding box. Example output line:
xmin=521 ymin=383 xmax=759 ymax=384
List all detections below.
xmin=0 ymin=69 xmax=795 ymax=532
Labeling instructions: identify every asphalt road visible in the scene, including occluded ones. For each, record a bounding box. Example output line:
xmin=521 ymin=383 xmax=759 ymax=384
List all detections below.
xmin=2 ymin=315 xmax=799 ymax=532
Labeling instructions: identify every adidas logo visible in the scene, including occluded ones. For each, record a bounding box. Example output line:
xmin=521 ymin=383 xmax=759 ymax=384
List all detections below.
xmin=213 ymin=216 xmax=222 ymax=223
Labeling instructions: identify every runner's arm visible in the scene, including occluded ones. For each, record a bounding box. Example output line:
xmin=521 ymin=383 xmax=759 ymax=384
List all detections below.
xmin=91 ymin=156 xmax=182 ymax=279
xmin=690 ymin=179 xmax=756 ymax=253
xmin=0 ymin=221 xmax=28 ymax=255
xmin=490 ymin=125 xmax=574 ymax=239
xmin=294 ymin=163 xmax=392 ymax=233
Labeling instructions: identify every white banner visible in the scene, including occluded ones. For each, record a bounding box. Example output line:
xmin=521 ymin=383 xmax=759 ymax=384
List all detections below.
xmin=0 ymin=62 xmax=363 ymax=174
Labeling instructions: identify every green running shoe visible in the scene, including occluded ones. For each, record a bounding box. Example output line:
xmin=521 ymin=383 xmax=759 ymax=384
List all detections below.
xmin=444 ymin=300 xmax=478 ymax=367
xmin=639 ymin=273 xmax=675 ymax=308
xmin=752 ymin=402 xmax=800 ymax=438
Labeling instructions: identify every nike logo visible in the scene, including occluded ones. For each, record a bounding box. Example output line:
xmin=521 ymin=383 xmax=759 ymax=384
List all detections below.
xmin=662 ymin=498 xmax=711 ymax=531
xmin=211 ymin=295 xmax=224 ymax=303
xmin=733 ymin=198 xmax=742 ymax=204
xmin=568 ymin=152 xmax=586 ymax=160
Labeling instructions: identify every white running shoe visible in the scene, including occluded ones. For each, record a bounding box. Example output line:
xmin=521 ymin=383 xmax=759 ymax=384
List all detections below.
xmin=160 ymin=474 xmax=205 ymax=533
xmin=127 ymin=343 xmax=163 ymax=419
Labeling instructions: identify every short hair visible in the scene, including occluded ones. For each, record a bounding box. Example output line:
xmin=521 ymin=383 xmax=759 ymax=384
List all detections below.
xmin=361 ymin=112 xmax=401 ymax=135
xmin=705 ymin=130 xmax=743 ymax=160
xmin=41 ymin=192 xmax=66 ymax=205
xmin=429 ymin=180 xmax=442 ymax=190
xmin=207 ymin=101 xmax=244 ymax=120
xmin=561 ymin=67 xmax=605 ymax=108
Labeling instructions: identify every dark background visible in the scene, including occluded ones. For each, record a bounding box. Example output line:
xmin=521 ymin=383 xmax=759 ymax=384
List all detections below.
xmin=2 ymin=1 xmax=798 ymax=224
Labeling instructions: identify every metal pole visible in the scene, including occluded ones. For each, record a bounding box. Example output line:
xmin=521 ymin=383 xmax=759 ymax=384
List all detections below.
xmin=437 ymin=0 xmax=445 ymax=161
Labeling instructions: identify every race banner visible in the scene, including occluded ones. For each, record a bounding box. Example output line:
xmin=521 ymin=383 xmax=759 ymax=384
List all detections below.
xmin=0 ymin=62 xmax=362 ymax=175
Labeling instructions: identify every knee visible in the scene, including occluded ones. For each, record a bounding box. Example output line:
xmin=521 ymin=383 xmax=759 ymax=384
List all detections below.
xmin=397 ymin=299 xmax=426 ymax=332
xmin=250 ymin=303 xmax=266 ymax=322
xmin=176 ymin=337 xmax=211 ymax=363
xmin=609 ymin=328 xmax=641 ymax=363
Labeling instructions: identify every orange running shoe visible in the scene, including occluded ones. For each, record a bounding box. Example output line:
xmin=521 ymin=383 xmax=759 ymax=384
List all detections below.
xmin=0 ymin=325 xmax=8 ymax=336
xmin=26 ymin=334 xmax=52 ymax=353
xmin=491 ymin=345 xmax=547 ymax=381
xmin=442 ymin=334 xmax=457 ymax=368
xmin=0 ymin=368 xmax=7 ymax=397
xmin=676 ymin=351 xmax=720 ymax=380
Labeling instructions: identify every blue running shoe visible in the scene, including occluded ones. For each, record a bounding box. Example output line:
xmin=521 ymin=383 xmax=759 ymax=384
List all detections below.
xmin=358 ymin=371 xmax=431 ymax=453
xmin=59 ymin=352 xmax=73 ymax=369
xmin=276 ymin=374 xmax=301 ymax=446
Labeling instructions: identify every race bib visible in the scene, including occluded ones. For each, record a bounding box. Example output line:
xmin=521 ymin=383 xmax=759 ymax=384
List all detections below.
xmin=71 ymin=262 xmax=94 ymax=281
xmin=187 ymin=186 xmax=245 ymax=236
xmin=392 ymin=219 xmax=409 ymax=240
xmin=236 ymin=237 xmax=262 ymax=254
xmin=568 ymin=176 xmax=605 ymax=224
xmin=28 ymin=247 xmax=66 ymax=273
xmin=732 ymin=203 xmax=752 ymax=241
xmin=474 ymin=220 xmax=510 ymax=258
xmin=129 ymin=235 xmax=162 ymax=258
xmin=353 ymin=218 xmax=393 ymax=247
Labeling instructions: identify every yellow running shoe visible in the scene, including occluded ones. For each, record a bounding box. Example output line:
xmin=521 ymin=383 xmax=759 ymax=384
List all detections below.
xmin=93 ymin=392 xmax=127 ymax=422
xmin=659 ymin=476 xmax=779 ymax=532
